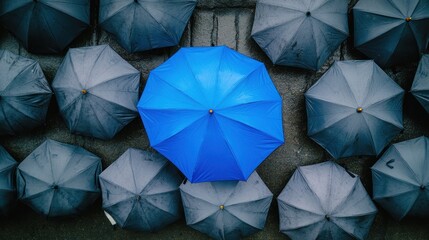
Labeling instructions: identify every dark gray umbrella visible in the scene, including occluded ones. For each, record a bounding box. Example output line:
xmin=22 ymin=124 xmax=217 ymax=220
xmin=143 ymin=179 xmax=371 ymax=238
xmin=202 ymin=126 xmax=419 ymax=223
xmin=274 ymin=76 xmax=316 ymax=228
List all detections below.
xmin=372 ymin=136 xmax=429 ymax=221
xmin=99 ymin=0 xmax=197 ymax=53
xmin=180 ymin=172 xmax=273 ymax=240
xmin=354 ymin=0 xmax=429 ymax=67
xmin=411 ymin=55 xmax=429 ymax=113
xmin=52 ymin=45 xmax=140 ymax=140
xmin=0 ymin=49 xmax=52 ymax=135
xmin=305 ymin=60 xmax=404 ymax=159
xmin=16 ymin=139 xmax=101 ymax=217
xmin=0 ymin=145 xmax=17 ymax=216
xmin=99 ymin=148 xmax=183 ymax=231
xmin=278 ymin=161 xmax=378 ymax=240
xmin=251 ymin=0 xmax=349 ymax=70
xmin=0 ymin=0 xmax=90 ymax=54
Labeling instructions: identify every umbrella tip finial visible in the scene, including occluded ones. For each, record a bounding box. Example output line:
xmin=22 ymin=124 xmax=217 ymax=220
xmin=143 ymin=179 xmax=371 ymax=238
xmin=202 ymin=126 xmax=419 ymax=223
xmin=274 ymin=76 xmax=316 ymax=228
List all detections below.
xmin=421 ymin=185 xmax=426 ymax=190
xmin=306 ymin=11 xmax=311 ymax=17
xmin=52 ymin=185 xmax=59 ymax=190
xmin=81 ymin=89 xmax=88 ymax=95
xmin=356 ymin=107 xmax=363 ymax=113
xmin=219 ymin=205 xmax=224 ymax=210
xmin=405 ymin=17 xmax=412 ymax=22
xmin=325 ymin=215 xmax=330 ymax=221
xmin=209 ymin=109 xmax=214 ymax=114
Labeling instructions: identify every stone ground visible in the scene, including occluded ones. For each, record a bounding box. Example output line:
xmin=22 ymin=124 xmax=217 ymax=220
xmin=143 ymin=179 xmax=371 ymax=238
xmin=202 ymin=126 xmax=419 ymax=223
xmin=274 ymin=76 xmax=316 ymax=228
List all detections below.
xmin=1 ymin=0 xmax=429 ymax=239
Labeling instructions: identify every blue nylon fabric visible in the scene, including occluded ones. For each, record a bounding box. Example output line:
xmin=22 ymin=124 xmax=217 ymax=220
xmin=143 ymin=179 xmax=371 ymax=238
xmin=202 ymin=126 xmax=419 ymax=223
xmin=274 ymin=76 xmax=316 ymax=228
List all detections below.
xmin=138 ymin=46 xmax=284 ymax=183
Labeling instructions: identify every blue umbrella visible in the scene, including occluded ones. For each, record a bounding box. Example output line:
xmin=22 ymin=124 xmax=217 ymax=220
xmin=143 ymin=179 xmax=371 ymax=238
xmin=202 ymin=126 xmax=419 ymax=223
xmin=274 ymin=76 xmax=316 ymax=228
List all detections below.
xmin=138 ymin=46 xmax=284 ymax=183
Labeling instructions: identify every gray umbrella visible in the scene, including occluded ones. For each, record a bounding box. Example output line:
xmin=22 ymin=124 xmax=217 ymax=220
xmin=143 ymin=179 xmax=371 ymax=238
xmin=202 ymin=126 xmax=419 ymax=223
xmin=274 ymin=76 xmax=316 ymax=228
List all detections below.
xmin=354 ymin=0 xmax=429 ymax=67
xmin=99 ymin=148 xmax=183 ymax=231
xmin=180 ymin=172 xmax=273 ymax=240
xmin=411 ymin=55 xmax=429 ymax=113
xmin=99 ymin=0 xmax=197 ymax=53
xmin=0 ymin=145 xmax=17 ymax=216
xmin=278 ymin=161 xmax=378 ymax=240
xmin=0 ymin=0 xmax=90 ymax=54
xmin=251 ymin=0 xmax=349 ymax=70
xmin=372 ymin=136 xmax=429 ymax=221
xmin=16 ymin=139 xmax=101 ymax=217
xmin=305 ymin=60 xmax=404 ymax=159
xmin=52 ymin=45 xmax=140 ymax=140
xmin=0 ymin=49 xmax=52 ymax=135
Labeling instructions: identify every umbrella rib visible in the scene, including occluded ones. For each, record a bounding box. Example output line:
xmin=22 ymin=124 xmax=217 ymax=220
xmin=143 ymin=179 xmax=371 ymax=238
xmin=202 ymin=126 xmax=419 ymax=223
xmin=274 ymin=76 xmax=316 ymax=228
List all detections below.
xmin=278 ymin=201 xmax=325 ymax=231
xmin=0 ymin=104 xmax=15 ymax=133
xmin=2 ymin=61 xmax=37 ymax=92
xmin=0 ymin=163 xmax=17 ymax=174
xmin=86 ymin=72 xmax=139 ymax=91
xmin=86 ymin=45 xmax=109 ymax=87
xmin=21 ymin=188 xmax=53 ymax=201
xmin=373 ymin=187 xmax=419 ymax=200
xmin=216 ymin=108 xmax=283 ymax=142
xmin=336 ymin=66 xmax=359 ymax=106
xmin=17 ymin=169 xmax=53 ymax=188
xmin=1 ymin=99 xmax=42 ymax=122
xmin=360 ymin=114 xmax=378 ymax=154
xmin=383 ymin=24 xmax=409 ymax=67
xmin=180 ymin=191 xmax=219 ymax=224
xmin=140 ymin=162 xmax=170 ymax=194
xmin=251 ymin=12 xmax=303 ymax=37
xmin=296 ymin=168 xmax=326 ymax=212
xmin=149 ymin=72 xmax=205 ymax=109
xmin=99 ymin=1 xmax=132 ymax=24
xmin=258 ymin=2 xmax=303 ymax=12
xmin=39 ymin=5 xmax=62 ymax=51
xmin=372 ymin=168 xmax=420 ymax=190
xmin=58 ymin=161 xmax=100 ymax=187
xmin=215 ymin=64 xmax=265 ymax=108
xmin=56 ymin=146 xmax=80 ymax=184
xmin=329 ymin=218 xmax=364 ymax=239
xmin=138 ymin=4 xmax=176 ymax=44
xmin=330 ymin=179 xmax=360 ymax=214
xmin=143 ymin=197 xmax=179 ymax=218
xmin=391 ymin=146 xmax=423 ymax=184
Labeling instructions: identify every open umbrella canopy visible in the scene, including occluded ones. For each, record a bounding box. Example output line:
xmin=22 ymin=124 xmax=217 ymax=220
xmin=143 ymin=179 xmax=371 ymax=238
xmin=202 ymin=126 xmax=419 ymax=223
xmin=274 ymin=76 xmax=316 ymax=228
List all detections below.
xmin=0 ymin=145 xmax=17 ymax=216
xmin=278 ymin=161 xmax=377 ymax=240
xmin=372 ymin=136 xmax=429 ymax=221
xmin=16 ymin=139 xmax=101 ymax=217
xmin=411 ymin=54 xmax=429 ymax=113
xmin=0 ymin=49 xmax=52 ymax=135
xmin=99 ymin=0 xmax=197 ymax=53
xmin=251 ymin=0 xmax=349 ymax=70
xmin=305 ymin=60 xmax=404 ymax=159
xmin=99 ymin=148 xmax=183 ymax=232
xmin=137 ymin=46 xmax=284 ymax=183
xmin=180 ymin=172 xmax=273 ymax=240
xmin=354 ymin=0 xmax=429 ymax=67
xmin=52 ymin=45 xmax=140 ymax=140
xmin=0 ymin=0 xmax=90 ymax=54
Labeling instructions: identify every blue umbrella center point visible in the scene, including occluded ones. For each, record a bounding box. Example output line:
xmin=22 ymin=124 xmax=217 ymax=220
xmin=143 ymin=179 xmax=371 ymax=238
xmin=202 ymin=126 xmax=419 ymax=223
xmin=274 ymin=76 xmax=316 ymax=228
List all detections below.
xmin=219 ymin=205 xmax=224 ymax=210
xmin=306 ymin=11 xmax=311 ymax=17
xmin=357 ymin=107 xmax=363 ymax=113
xmin=81 ymin=89 xmax=88 ymax=95
xmin=405 ymin=17 xmax=412 ymax=22
xmin=209 ymin=109 xmax=214 ymax=114
xmin=421 ymin=185 xmax=426 ymax=190
xmin=52 ymin=185 xmax=59 ymax=190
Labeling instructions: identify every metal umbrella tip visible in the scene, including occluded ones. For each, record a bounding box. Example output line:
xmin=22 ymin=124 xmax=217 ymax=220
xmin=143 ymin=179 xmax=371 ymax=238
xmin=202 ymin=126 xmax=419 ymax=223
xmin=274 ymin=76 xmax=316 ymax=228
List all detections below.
xmin=81 ymin=89 xmax=88 ymax=95
xmin=421 ymin=185 xmax=426 ymax=190
xmin=209 ymin=109 xmax=214 ymax=114
xmin=357 ymin=107 xmax=363 ymax=113
xmin=306 ymin=11 xmax=311 ymax=17
xmin=219 ymin=205 xmax=224 ymax=210
xmin=405 ymin=17 xmax=412 ymax=22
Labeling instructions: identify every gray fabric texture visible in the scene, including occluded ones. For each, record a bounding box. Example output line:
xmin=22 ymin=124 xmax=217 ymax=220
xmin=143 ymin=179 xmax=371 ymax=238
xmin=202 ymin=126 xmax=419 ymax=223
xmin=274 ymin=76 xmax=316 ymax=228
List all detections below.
xmin=16 ymin=139 xmax=102 ymax=217
xmin=305 ymin=60 xmax=404 ymax=159
xmin=99 ymin=148 xmax=183 ymax=232
xmin=251 ymin=0 xmax=349 ymax=70
xmin=372 ymin=136 xmax=429 ymax=221
xmin=354 ymin=0 xmax=429 ymax=67
xmin=278 ymin=161 xmax=378 ymax=240
xmin=99 ymin=0 xmax=197 ymax=53
xmin=180 ymin=172 xmax=273 ymax=240
xmin=0 ymin=49 xmax=52 ymax=135
xmin=0 ymin=145 xmax=17 ymax=216
xmin=411 ymin=54 xmax=429 ymax=113
xmin=52 ymin=45 xmax=140 ymax=140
